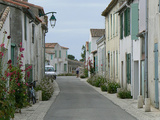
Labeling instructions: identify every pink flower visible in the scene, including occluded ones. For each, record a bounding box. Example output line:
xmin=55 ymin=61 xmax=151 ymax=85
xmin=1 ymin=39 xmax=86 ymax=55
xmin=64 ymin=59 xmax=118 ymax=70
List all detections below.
xmin=0 ymin=52 xmax=4 ymax=57
xmin=27 ymin=71 xmax=30 ymax=77
xmin=101 ymin=64 xmax=103 ymax=66
xmin=17 ymin=83 xmax=20 ymax=86
xmin=0 ymin=43 xmax=5 ymax=48
xmin=13 ymin=90 xmax=15 ymax=93
xmin=7 ymin=59 xmax=12 ymax=64
xmin=6 ymin=72 xmax=10 ymax=77
xmin=3 ymin=31 xmax=7 ymax=34
xmin=7 ymin=36 xmax=11 ymax=39
xmin=20 ymin=54 xmax=24 ymax=58
xmin=20 ymin=42 xmax=22 ymax=46
xmin=26 ymin=83 xmax=28 ymax=86
xmin=20 ymin=47 xmax=24 ymax=52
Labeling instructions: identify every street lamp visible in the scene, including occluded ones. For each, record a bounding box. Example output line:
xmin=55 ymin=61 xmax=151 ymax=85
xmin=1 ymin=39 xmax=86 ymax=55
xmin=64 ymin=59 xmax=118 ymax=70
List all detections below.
xmin=39 ymin=12 xmax=57 ymax=28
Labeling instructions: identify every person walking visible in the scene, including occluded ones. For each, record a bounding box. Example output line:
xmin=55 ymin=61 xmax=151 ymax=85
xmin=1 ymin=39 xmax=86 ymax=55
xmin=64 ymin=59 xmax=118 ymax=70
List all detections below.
xmin=76 ymin=66 xmax=79 ymax=78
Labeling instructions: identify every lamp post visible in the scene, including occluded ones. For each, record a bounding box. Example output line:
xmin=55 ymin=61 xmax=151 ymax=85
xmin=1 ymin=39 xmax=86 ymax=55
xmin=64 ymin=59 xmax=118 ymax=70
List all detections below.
xmin=39 ymin=12 xmax=57 ymax=28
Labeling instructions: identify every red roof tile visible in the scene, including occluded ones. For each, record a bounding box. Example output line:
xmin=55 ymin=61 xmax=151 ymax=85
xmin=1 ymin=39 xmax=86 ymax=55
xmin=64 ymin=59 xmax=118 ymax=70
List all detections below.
xmin=3 ymin=0 xmax=30 ymax=9
xmin=45 ymin=43 xmax=58 ymax=48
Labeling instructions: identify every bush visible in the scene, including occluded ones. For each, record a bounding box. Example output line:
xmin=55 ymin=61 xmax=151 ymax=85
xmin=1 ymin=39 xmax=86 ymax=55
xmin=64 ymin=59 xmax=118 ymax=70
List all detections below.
xmin=107 ymin=81 xmax=120 ymax=94
xmin=35 ymin=77 xmax=54 ymax=101
xmin=117 ymin=89 xmax=132 ymax=99
xmin=58 ymin=73 xmax=76 ymax=76
xmin=101 ymin=84 xmax=107 ymax=91
xmin=80 ymin=75 xmax=86 ymax=79
xmin=84 ymin=68 xmax=88 ymax=78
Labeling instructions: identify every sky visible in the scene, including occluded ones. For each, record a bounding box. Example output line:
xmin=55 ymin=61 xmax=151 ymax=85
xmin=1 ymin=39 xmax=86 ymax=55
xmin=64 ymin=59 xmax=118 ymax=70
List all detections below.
xmin=29 ymin=0 xmax=110 ymax=60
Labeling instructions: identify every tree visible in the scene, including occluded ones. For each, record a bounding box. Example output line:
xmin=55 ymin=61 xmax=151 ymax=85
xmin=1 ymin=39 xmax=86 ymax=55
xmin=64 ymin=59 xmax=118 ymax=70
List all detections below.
xmin=81 ymin=45 xmax=86 ymax=62
xmin=68 ymin=54 xmax=75 ymax=60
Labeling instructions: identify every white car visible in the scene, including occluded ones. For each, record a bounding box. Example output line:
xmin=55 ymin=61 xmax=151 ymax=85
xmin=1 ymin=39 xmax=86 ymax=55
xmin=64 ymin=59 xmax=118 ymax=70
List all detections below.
xmin=45 ymin=65 xmax=57 ymax=80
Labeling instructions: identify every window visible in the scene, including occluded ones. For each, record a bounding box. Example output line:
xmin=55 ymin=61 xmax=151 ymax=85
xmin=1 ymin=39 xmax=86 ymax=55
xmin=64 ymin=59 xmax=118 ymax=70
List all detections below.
xmin=113 ymin=13 xmax=115 ymax=37
xmin=55 ymin=50 xmax=57 ymax=58
xmin=124 ymin=8 xmax=130 ymax=37
xmin=110 ymin=14 xmax=112 ymax=38
xmin=59 ymin=50 xmax=61 ymax=58
xmin=32 ymin=24 xmax=35 ymax=43
xmin=24 ymin=14 xmax=27 ymax=40
xmin=64 ymin=64 xmax=67 ymax=72
xmin=51 ymin=55 xmax=53 ymax=60
xmin=108 ymin=16 xmax=110 ymax=40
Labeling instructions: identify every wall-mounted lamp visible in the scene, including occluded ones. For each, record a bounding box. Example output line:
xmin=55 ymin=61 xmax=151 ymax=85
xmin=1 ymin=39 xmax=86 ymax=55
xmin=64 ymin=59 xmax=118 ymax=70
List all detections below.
xmin=40 ymin=12 xmax=57 ymax=28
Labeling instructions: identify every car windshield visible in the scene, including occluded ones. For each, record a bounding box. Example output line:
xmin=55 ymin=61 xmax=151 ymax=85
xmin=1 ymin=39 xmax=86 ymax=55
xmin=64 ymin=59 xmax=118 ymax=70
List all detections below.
xmin=45 ymin=67 xmax=55 ymax=72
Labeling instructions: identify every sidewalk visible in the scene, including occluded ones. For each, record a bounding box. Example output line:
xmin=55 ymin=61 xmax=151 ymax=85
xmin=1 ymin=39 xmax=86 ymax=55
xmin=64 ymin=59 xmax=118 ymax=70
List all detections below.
xmin=80 ymin=78 xmax=160 ymax=120
xmin=13 ymin=81 xmax=60 ymax=120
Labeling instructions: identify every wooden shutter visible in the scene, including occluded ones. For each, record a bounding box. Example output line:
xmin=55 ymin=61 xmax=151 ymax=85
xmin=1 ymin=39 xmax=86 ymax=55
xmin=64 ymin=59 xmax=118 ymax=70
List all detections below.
xmin=127 ymin=8 xmax=130 ymax=36
xmin=126 ymin=54 xmax=131 ymax=84
xmin=25 ymin=64 xmax=33 ymax=83
xmin=120 ymin=13 xmax=123 ymax=39
xmin=108 ymin=16 xmax=110 ymax=40
xmin=11 ymin=44 xmax=15 ymax=65
xmin=55 ymin=50 xmax=57 ymax=58
xmin=131 ymin=3 xmax=139 ymax=40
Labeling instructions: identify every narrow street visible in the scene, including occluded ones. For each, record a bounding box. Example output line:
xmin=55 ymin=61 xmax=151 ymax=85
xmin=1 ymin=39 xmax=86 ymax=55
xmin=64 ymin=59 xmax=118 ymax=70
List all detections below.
xmin=44 ymin=76 xmax=137 ymax=120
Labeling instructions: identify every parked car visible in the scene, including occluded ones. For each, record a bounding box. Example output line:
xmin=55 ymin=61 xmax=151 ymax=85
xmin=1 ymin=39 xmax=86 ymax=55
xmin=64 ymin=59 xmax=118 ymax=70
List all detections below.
xmin=45 ymin=65 xmax=57 ymax=80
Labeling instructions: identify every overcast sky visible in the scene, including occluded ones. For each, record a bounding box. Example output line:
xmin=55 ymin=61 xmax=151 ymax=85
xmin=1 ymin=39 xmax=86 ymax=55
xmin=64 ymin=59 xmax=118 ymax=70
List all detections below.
xmin=29 ymin=0 xmax=110 ymax=60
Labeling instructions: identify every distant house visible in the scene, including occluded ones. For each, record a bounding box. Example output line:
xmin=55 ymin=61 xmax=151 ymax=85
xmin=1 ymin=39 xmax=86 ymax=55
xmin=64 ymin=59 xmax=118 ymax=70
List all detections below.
xmin=0 ymin=0 xmax=48 ymax=83
xmin=86 ymin=29 xmax=105 ymax=76
xmin=96 ymin=35 xmax=106 ymax=76
xmin=68 ymin=59 xmax=84 ymax=75
xmin=45 ymin=43 xmax=69 ymax=74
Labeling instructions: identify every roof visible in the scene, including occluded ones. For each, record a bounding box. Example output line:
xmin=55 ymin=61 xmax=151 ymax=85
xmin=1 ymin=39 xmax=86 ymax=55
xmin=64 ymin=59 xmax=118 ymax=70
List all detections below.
xmin=68 ymin=59 xmax=84 ymax=67
xmin=0 ymin=7 xmax=10 ymax=31
xmin=61 ymin=46 xmax=69 ymax=49
xmin=45 ymin=43 xmax=58 ymax=48
xmin=45 ymin=43 xmax=69 ymax=49
xmin=102 ymin=0 xmax=118 ymax=16
xmin=45 ymin=51 xmax=55 ymax=54
xmin=90 ymin=29 xmax=105 ymax=37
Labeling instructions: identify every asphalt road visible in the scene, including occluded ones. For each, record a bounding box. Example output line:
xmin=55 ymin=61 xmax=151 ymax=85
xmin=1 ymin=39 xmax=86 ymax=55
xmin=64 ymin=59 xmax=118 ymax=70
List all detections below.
xmin=44 ymin=76 xmax=137 ymax=120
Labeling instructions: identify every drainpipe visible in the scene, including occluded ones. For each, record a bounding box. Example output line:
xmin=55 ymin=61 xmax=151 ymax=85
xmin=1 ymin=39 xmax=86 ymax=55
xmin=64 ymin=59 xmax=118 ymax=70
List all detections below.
xmin=144 ymin=0 xmax=148 ymax=99
xmin=144 ymin=0 xmax=151 ymax=112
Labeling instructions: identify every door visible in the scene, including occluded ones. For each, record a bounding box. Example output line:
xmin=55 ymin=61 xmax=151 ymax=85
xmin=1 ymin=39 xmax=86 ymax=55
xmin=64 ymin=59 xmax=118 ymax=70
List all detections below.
xmin=154 ymin=43 xmax=159 ymax=108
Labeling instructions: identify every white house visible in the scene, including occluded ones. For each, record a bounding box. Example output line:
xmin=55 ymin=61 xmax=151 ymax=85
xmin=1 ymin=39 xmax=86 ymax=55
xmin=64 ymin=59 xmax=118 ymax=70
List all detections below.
xmin=87 ymin=29 xmax=105 ymax=76
xmin=0 ymin=0 xmax=48 ymax=83
xmin=45 ymin=43 xmax=69 ymax=74
xmin=96 ymin=35 xmax=106 ymax=76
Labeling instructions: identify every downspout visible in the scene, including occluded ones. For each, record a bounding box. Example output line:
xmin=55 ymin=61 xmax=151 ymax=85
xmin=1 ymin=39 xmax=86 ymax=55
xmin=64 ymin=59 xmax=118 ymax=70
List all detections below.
xmin=145 ymin=0 xmax=148 ymax=98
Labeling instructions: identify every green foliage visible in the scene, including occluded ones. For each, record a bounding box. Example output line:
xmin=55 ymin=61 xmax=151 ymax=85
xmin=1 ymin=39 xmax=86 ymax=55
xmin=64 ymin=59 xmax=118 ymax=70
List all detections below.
xmin=107 ymin=81 xmax=120 ymax=94
xmin=117 ymin=89 xmax=132 ymax=99
xmin=80 ymin=45 xmax=86 ymax=62
xmin=87 ymin=75 xmax=107 ymax=87
xmin=36 ymin=77 xmax=54 ymax=101
xmin=101 ymin=84 xmax=107 ymax=91
xmin=68 ymin=54 xmax=75 ymax=60
xmin=80 ymin=75 xmax=85 ymax=78
xmin=84 ymin=68 xmax=88 ymax=78
xmin=58 ymin=73 xmax=76 ymax=76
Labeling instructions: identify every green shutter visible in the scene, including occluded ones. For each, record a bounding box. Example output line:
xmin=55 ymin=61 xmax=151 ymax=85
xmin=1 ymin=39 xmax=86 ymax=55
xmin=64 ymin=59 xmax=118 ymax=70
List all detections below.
xmin=131 ymin=3 xmax=139 ymax=40
xmin=55 ymin=64 xmax=57 ymax=71
xmin=59 ymin=50 xmax=61 ymax=58
xmin=127 ymin=8 xmax=130 ymax=36
xmin=120 ymin=13 xmax=123 ymax=39
xmin=108 ymin=16 xmax=110 ymax=40
xmin=116 ymin=50 xmax=118 ymax=76
xmin=51 ymin=55 xmax=53 ymax=60
xmin=11 ymin=45 xmax=15 ymax=65
xmin=66 ymin=51 xmax=68 ymax=58
xmin=126 ymin=54 xmax=131 ymax=84
xmin=111 ymin=14 xmax=112 ymax=38
xmin=116 ymin=14 xmax=118 ymax=36
xmin=64 ymin=64 xmax=67 ymax=72
xmin=55 ymin=50 xmax=57 ymax=58
xmin=25 ymin=64 xmax=33 ymax=83
xmin=95 ymin=56 xmax=98 ymax=72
